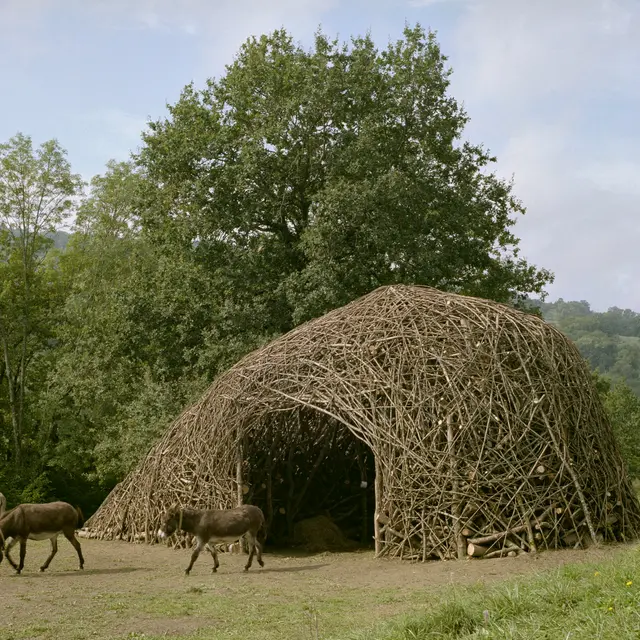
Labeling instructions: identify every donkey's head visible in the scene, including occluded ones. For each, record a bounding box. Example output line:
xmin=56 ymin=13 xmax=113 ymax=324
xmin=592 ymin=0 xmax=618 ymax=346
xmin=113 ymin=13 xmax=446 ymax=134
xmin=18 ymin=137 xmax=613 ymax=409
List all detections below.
xmin=157 ymin=504 xmax=182 ymax=539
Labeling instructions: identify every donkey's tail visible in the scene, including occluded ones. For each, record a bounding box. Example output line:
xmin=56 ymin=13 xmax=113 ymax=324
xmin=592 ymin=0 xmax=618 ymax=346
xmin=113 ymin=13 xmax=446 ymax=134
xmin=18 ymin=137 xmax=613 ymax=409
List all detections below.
xmin=75 ymin=506 xmax=85 ymax=529
xmin=258 ymin=512 xmax=268 ymax=545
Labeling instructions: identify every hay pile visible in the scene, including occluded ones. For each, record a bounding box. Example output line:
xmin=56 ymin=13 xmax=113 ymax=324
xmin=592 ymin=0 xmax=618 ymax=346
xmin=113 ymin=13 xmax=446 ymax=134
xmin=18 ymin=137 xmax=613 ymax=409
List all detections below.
xmin=293 ymin=515 xmax=357 ymax=552
xmin=85 ymin=284 xmax=640 ymax=560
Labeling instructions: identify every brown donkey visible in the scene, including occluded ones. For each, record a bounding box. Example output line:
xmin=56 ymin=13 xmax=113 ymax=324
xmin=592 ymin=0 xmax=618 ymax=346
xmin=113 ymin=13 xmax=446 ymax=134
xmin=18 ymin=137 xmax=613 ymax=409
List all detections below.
xmin=158 ymin=504 xmax=265 ymax=575
xmin=0 ymin=501 xmax=85 ymax=574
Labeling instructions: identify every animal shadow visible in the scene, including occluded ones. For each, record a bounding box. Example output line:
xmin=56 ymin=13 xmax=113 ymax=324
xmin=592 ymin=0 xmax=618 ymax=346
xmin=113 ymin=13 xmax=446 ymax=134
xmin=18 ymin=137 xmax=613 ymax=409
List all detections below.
xmin=34 ymin=567 xmax=144 ymax=577
xmin=257 ymin=563 xmax=329 ymax=574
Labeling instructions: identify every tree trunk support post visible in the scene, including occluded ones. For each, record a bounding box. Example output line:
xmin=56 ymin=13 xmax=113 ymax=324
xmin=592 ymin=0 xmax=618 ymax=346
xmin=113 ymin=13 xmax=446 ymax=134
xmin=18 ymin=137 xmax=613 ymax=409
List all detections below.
xmin=374 ymin=454 xmax=383 ymax=557
xmin=447 ymin=415 xmax=466 ymax=560
xmin=236 ymin=438 xmax=244 ymax=508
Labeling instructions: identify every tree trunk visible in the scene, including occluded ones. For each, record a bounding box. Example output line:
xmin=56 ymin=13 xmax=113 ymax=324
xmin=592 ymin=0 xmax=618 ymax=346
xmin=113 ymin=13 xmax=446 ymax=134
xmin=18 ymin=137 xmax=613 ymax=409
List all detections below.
xmin=447 ymin=415 xmax=465 ymax=559
xmin=0 ymin=326 xmax=21 ymax=466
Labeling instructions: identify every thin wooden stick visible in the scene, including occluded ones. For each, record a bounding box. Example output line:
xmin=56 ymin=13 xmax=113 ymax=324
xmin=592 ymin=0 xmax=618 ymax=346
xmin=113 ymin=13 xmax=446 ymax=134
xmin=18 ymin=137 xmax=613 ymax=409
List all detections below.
xmin=542 ymin=414 xmax=598 ymax=546
xmin=517 ymin=493 xmax=537 ymax=554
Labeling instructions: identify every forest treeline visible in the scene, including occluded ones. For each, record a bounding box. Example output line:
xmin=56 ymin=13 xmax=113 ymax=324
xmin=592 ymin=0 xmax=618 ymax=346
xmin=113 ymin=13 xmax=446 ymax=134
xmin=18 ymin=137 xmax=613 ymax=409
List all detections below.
xmin=534 ymin=299 xmax=640 ymax=396
xmin=0 ymin=25 xmax=636 ymax=516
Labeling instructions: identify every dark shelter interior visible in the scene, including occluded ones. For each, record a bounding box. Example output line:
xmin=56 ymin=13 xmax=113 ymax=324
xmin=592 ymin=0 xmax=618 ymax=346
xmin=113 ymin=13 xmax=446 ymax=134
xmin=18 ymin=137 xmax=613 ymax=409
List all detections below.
xmin=241 ymin=407 xmax=376 ymax=549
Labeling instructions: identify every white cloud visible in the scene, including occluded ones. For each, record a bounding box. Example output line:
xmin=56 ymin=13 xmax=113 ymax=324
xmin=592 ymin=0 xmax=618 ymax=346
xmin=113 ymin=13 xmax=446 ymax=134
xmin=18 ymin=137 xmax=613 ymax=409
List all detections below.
xmin=0 ymin=0 xmax=52 ymax=65
xmin=496 ymin=124 xmax=640 ymax=310
xmin=86 ymin=0 xmax=341 ymax=81
xmin=0 ymin=0 xmax=50 ymax=29
xmin=444 ymin=0 xmax=640 ymax=310
xmin=78 ymin=108 xmax=148 ymax=170
xmin=453 ymin=0 xmax=640 ymax=107
xmin=92 ymin=0 xmax=337 ymax=34
xmin=579 ymin=161 xmax=640 ymax=198
xmin=85 ymin=108 xmax=147 ymax=142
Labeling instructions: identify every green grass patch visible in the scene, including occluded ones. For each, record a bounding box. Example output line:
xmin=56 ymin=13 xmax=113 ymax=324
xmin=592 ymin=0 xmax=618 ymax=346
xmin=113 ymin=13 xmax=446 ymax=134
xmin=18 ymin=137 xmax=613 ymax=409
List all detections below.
xmin=353 ymin=547 xmax=640 ymax=640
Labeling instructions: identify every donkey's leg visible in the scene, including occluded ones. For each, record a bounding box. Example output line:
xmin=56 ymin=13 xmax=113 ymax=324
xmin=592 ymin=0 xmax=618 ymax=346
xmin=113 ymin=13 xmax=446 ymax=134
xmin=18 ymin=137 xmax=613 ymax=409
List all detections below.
xmin=4 ymin=536 xmax=20 ymax=571
xmin=255 ymin=537 xmax=265 ymax=568
xmin=40 ymin=536 xmax=58 ymax=572
xmin=205 ymin=543 xmax=220 ymax=573
xmin=18 ymin=538 xmax=27 ymax=574
xmin=63 ymin=528 xmax=85 ymax=570
xmin=185 ymin=539 xmax=203 ymax=575
xmin=243 ymin=533 xmax=257 ymax=572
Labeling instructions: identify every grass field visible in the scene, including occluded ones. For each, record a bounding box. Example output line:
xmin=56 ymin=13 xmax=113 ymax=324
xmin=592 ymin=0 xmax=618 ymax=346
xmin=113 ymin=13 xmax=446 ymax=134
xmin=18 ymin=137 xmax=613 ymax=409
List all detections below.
xmin=0 ymin=538 xmax=638 ymax=639
xmin=355 ymin=544 xmax=640 ymax=640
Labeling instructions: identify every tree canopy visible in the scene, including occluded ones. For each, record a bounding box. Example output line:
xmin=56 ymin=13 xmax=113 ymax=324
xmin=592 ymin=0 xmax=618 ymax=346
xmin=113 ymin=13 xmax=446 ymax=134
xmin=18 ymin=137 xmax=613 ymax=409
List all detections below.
xmin=138 ymin=25 xmax=551 ymax=328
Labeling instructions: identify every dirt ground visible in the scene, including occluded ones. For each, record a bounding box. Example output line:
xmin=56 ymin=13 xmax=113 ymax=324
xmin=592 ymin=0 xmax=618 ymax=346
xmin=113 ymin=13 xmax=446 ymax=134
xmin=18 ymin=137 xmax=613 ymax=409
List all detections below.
xmin=0 ymin=538 xmax=632 ymax=640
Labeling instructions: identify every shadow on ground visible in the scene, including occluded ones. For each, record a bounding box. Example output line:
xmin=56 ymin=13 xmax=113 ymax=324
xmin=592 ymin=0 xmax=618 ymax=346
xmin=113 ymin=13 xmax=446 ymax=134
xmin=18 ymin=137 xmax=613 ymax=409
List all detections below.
xmin=258 ymin=563 xmax=329 ymax=573
xmin=12 ymin=567 xmax=145 ymax=578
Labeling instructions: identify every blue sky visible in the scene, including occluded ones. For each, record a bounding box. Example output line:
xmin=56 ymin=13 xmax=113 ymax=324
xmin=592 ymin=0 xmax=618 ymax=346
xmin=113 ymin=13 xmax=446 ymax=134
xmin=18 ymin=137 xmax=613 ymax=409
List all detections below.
xmin=1 ymin=0 xmax=638 ymax=311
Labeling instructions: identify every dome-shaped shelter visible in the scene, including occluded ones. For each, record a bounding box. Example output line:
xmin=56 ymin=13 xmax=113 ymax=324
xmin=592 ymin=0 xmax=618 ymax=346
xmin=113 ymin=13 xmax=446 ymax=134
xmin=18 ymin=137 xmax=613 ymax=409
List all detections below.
xmin=86 ymin=285 xmax=640 ymax=560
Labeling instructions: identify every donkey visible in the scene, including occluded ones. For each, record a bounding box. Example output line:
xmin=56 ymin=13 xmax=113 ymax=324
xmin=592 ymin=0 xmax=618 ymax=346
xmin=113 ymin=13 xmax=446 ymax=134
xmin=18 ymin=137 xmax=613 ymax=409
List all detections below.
xmin=0 ymin=501 xmax=85 ymax=574
xmin=157 ymin=504 xmax=265 ymax=575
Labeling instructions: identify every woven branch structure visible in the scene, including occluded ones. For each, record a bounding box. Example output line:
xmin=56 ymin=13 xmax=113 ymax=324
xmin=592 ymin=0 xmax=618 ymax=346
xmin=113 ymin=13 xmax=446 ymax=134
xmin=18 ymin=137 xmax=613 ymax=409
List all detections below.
xmin=85 ymin=285 xmax=640 ymax=560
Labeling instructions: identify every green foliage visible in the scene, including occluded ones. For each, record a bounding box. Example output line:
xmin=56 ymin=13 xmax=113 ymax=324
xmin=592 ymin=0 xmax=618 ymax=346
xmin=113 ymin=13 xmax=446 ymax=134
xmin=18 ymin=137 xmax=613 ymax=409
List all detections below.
xmin=36 ymin=161 xmax=211 ymax=486
xmin=75 ymin=159 xmax=141 ymax=238
xmin=15 ymin=472 xmax=53 ymax=504
xmin=0 ymin=468 xmax=52 ymax=506
xmin=0 ymin=132 xmax=82 ymax=475
xmin=588 ymin=371 xmax=640 ymax=480
xmin=602 ymin=381 xmax=640 ymax=479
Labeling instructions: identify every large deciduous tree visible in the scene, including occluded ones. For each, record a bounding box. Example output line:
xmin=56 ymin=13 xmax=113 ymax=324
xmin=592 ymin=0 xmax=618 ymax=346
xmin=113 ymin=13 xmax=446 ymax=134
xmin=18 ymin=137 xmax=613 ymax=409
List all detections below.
xmin=137 ymin=25 xmax=552 ymax=340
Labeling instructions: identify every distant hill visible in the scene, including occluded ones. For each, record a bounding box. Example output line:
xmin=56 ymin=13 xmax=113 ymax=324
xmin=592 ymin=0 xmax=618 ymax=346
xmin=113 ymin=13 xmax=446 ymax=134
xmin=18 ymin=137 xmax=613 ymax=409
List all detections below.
xmin=0 ymin=226 xmax=71 ymax=250
xmin=531 ymin=298 xmax=640 ymax=396
xmin=47 ymin=230 xmax=71 ymax=249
